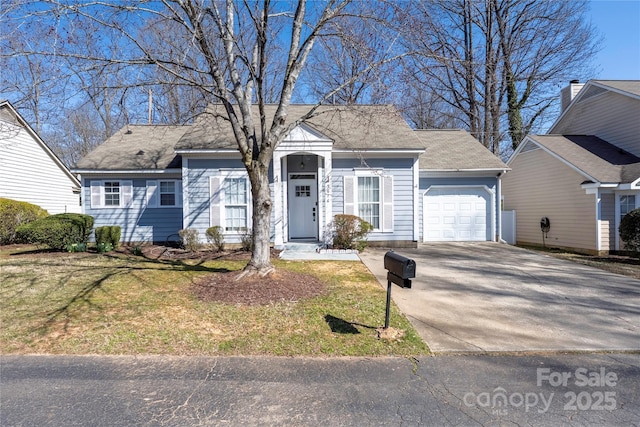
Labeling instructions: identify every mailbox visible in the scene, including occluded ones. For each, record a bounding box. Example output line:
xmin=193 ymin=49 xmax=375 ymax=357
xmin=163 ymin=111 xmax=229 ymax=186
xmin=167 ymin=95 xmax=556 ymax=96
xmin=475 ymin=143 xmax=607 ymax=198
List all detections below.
xmin=384 ymin=251 xmax=416 ymax=288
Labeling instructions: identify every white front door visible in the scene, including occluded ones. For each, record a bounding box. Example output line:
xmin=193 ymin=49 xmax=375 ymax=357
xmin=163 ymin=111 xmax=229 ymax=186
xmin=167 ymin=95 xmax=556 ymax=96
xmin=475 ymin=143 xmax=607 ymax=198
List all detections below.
xmin=288 ymin=174 xmax=318 ymax=239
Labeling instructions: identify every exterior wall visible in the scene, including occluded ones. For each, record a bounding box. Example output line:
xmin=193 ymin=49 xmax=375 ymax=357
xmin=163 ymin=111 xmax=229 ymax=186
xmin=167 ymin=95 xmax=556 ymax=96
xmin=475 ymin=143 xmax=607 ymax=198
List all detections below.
xmin=502 ymin=147 xmax=597 ymax=252
xmin=82 ymin=177 xmax=182 ymax=243
xmin=418 ymin=176 xmax=499 ymax=241
xmin=600 ymin=192 xmax=615 ymax=252
xmin=552 ymin=90 xmax=640 ymax=157
xmin=0 ymin=115 xmax=80 ymax=214
xmin=331 ymin=157 xmax=415 ymax=243
xmin=183 ymin=157 xmax=276 ymax=244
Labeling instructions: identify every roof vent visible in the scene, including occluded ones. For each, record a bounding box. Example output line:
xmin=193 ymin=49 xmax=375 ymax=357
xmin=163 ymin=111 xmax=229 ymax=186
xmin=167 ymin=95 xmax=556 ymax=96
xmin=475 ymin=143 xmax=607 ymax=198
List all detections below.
xmin=125 ymin=129 xmax=133 ymax=135
xmin=136 ymin=150 xmax=145 ymax=156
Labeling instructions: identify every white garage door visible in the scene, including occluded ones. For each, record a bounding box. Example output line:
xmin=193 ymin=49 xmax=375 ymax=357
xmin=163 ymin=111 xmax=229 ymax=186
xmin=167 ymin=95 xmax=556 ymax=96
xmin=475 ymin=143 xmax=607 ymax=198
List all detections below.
xmin=424 ymin=188 xmax=490 ymax=241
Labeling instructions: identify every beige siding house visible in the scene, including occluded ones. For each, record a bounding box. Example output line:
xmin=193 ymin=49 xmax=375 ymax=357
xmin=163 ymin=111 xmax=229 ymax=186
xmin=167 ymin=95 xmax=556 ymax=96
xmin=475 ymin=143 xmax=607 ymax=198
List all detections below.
xmin=0 ymin=100 xmax=80 ymax=213
xmin=502 ymin=80 xmax=640 ymax=254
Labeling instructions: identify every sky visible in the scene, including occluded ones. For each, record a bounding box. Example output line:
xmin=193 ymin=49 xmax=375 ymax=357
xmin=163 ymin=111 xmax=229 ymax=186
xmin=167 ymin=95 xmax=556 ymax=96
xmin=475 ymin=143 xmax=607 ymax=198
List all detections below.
xmin=588 ymin=0 xmax=640 ymax=79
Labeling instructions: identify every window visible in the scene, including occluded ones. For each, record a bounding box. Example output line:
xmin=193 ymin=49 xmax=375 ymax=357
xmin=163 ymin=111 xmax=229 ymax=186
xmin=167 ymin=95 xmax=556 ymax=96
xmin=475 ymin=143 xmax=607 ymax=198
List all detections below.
xmin=90 ymin=180 xmax=132 ymax=208
xmin=343 ymin=173 xmax=393 ymax=232
xmin=104 ymin=181 xmax=120 ymax=206
xmin=160 ymin=181 xmax=176 ymax=206
xmin=358 ymin=176 xmax=380 ymax=229
xmin=224 ymin=177 xmax=248 ymax=232
xmin=621 ymin=195 xmax=636 ymax=221
xmin=146 ymin=180 xmax=181 ymax=208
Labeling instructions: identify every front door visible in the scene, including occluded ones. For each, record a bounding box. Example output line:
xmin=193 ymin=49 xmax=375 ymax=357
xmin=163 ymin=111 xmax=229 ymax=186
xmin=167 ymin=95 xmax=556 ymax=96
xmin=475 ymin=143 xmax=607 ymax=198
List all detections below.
xmin=288 ymin=174 xmax=318 ymax=239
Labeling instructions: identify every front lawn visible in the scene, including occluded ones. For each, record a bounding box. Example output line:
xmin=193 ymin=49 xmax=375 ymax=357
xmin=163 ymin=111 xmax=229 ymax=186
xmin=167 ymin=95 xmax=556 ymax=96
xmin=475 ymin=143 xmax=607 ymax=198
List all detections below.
xmin=0 ymin=246 xmax=428 ymax=356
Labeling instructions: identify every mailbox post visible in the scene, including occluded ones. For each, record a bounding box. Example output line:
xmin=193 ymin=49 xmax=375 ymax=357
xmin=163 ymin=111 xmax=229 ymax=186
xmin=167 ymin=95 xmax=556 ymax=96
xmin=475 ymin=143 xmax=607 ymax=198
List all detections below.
xmin=383 ymin=251 xmax=416 ymax=329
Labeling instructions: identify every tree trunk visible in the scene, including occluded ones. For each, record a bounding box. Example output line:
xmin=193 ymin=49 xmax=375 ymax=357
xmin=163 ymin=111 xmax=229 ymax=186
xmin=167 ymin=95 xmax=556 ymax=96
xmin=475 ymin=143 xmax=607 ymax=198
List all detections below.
xmin=241 ymin=160 xmax=274 ymax=277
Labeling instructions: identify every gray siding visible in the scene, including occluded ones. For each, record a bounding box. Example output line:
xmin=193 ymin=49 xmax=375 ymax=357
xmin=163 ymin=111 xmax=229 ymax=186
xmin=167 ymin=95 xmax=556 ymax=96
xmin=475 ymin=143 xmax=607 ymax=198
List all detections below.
xmin=83 ymin=177 xmax=182 ymax=243
xmin=418 ymin=176 xmax=498 ymax=241
xmin=331 ymin=158 xmax=415 ymax=242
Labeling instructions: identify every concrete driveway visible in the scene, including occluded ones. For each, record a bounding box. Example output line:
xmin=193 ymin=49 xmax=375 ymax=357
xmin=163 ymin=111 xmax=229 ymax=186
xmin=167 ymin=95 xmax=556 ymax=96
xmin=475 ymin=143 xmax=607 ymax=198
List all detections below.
xmin=359 ymin=243 xmax=640 ymax=353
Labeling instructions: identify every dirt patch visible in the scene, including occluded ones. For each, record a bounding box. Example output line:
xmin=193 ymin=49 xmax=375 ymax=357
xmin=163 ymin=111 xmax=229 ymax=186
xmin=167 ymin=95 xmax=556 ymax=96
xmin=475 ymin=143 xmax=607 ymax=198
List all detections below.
xmin=192 ymin=269 xmax=327 ymax=305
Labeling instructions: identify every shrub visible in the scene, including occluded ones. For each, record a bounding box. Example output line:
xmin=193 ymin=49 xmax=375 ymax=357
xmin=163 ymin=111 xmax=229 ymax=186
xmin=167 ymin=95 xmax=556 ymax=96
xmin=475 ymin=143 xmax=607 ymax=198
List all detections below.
xmin=206 ymin=226 xmax=225 ymax=252
xmin=620 ymin=208 xmax=640 ymax=251
xmin=329 ymin=214 xmax=373 ymax=251
xmin=66 ymin=242 xmax=87 ymax=253
xmin=179 ymin=228 xmax=201 ymax=252
xmin=16 ymin=213 xmax=94 ymax=250
xmin=95 ymin=226 xmax=121 ymax=250
xmin=97 ymin=242 xmax=113 ymax=253
xmin=240 ymin=228 xmax=253 ymax=252
xmin=0 ymin=198 xmax=48 ymax=244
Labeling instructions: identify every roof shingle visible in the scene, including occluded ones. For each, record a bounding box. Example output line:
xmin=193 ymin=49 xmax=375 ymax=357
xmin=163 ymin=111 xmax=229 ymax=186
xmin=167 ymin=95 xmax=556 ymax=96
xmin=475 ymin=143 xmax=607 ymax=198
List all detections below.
xmin=414 ymin=129 xmax=508 ymax=171
xmin=527 ymin=134 xmax=640 ymax=184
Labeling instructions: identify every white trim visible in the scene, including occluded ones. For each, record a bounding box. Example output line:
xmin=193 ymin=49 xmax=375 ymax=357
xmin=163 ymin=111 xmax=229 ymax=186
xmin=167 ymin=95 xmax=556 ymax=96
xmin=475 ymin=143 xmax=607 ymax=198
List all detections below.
xmin=287 ymin=172 xmax=319 ymax=240
xmin=182 ymin=158 xmax=189 ymax=230
xmin=89 ymin=179 xmax=133 ymax=209
xmin=413 ymin=156 xmax=420 ymax=241
xmin=146 ymin=179 xmax=182 ymax=208
xmin=73 ymin=169 xmax=182 ymax=175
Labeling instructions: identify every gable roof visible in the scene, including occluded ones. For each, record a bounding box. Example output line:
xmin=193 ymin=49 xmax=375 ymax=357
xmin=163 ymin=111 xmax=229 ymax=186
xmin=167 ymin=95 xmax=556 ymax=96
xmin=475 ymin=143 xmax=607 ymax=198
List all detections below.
xmin=0 ymin=100 xmax=80 ymax=188
xmin=520 ymin=134 xmax=640 ymax=184
xmin=176 ymin=104 xmax=425 ymax=151
xmin=549 ymin=80 xmax=640 ymax=133
xmin=414 ymin=129 xmax=508 ymax=171
xmin=74 ymin=125 xmax=188 ymax=171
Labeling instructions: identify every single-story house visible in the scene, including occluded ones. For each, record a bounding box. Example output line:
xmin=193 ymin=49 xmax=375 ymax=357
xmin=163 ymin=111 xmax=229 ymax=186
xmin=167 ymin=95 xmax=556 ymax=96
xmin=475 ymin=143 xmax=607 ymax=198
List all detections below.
xmin=0 ymin=100 xmax=81 ymax=214
xmin=502 ymin=80 xmax=640 ymax=254
xmin=74 ymin=104 xmax=508 ymax=247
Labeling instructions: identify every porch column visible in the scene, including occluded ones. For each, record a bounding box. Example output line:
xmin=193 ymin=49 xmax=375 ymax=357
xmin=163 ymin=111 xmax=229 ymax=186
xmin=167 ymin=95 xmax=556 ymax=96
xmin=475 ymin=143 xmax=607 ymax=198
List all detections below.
xmin=321 ymin=152 xmax=332 ymax=242
xmin=273 ymin=152 xmax=284 ymax=248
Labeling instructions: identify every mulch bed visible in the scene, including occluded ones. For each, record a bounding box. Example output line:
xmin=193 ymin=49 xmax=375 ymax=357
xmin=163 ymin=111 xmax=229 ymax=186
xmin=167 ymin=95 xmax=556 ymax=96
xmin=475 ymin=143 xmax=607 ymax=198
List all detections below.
xmin=192 ymin=269 xmax=327 ymax=305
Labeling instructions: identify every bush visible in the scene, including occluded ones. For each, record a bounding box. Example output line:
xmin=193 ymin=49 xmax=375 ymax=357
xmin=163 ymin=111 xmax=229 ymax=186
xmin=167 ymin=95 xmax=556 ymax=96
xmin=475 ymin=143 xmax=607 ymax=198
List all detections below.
xmin=620 ymin=208 xmax=640 ymax=251
xmin=206 ymin=226 xmax=225 ymax=252
xmin=329 ymin=214 xmax=373 ymax=251
xmin=0 ymin=198 xmax=48 ymax=244
xmin=179 ymin=228 xmax=201 ymax=252
xmin=95 ymin=226 xmax=121 ymax=250
xmin=240 ymin=228 xmax=253 ymax=252
xmin=16 ymin=213 xmax=94 ymax=250
xmin=97 ymin=242 xmax=113 ymax=253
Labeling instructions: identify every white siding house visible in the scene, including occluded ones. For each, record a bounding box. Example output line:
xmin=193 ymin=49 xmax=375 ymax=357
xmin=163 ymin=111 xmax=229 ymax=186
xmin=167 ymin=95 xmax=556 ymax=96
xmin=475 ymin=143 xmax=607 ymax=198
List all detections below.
xmin=0 ymin=100 xmax=80 ymax=214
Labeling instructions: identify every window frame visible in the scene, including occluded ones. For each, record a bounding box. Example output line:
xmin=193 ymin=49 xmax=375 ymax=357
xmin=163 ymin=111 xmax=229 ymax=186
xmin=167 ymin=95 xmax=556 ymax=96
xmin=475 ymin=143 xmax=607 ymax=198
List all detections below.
xmin=90 ymin=179 xmax=133 ymax=209
xmin=223 ymin=176 xmax=250 ymax=233
xmin=146 ymin=179 xmax=182 ymax=208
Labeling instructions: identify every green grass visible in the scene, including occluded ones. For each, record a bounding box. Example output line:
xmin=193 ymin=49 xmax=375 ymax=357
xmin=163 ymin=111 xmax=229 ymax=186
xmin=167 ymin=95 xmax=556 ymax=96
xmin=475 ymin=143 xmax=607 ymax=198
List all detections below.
xmin=0 ymin=246 xmax=428 ymax=356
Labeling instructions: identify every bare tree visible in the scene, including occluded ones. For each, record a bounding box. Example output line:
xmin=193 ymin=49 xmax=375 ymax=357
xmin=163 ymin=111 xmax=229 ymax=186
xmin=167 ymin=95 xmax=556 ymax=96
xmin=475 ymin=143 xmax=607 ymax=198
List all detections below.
xmin=400 ymin=0 xmax=599 ymax=154
xmin=5 ymin=0 xmax=400 ymax=276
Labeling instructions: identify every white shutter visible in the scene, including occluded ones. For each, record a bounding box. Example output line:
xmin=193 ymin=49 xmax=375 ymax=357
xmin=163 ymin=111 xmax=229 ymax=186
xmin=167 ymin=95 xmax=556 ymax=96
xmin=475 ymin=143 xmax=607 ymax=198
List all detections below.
xmin=176 ymin=180 xmax=183 ymax=208
xmin=90 ymin=180 xmax=102 ymax=208
xmin=210 ymin=176 xmax=222 ymax=227
xmin=146 ymin=180 xmax=159 ymax=208
xmin=382 ymin=175 xmax=394 ymax=232
xmin=343 ymin=176 xmax=355 ymax=215
xmin=122 ymin=180 xmax=133 ymax=207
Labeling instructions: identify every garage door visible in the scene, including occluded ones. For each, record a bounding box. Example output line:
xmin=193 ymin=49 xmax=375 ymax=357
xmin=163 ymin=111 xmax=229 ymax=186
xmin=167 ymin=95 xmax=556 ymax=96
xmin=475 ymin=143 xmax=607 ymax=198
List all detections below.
xmin=424 ymin=188 xmax=490 ymax=241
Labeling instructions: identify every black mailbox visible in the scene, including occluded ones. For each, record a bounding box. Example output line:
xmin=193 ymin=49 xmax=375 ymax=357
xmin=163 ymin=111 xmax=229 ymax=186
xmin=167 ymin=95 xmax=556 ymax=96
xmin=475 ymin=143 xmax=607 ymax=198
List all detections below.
xmin=384 ymin=251 xmax=416 ymax=288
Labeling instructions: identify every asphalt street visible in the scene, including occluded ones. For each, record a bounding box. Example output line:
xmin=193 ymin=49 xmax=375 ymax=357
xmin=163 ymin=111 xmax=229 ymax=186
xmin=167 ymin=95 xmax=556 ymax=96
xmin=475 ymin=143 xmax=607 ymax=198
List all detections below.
xmin=2 ymin=353 xmax=639 ymax=426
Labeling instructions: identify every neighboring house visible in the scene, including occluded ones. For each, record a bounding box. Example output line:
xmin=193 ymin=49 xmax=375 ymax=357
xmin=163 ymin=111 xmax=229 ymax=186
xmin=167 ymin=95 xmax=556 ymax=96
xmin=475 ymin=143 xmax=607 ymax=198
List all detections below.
xmin=74 ymin=104 xmax=508 ymax=246
xmin=502 ymin=80 xmax=640 ymax=254
xmin=0 ymin=100 xmax=81 ymax=214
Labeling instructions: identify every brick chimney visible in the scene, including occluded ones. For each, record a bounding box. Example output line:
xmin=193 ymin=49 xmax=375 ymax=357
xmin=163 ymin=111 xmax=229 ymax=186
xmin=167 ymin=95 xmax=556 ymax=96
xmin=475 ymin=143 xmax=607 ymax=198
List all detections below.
xmin=561 ymin=79 xmax=585 ymax=112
